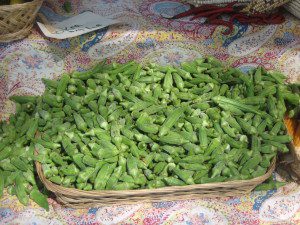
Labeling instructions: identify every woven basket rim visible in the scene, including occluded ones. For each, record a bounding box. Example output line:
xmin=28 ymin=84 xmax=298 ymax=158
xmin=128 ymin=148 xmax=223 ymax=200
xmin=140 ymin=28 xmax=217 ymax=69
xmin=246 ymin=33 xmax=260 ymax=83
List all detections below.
xmin=0 ymin=0 xmax=43 ymax=10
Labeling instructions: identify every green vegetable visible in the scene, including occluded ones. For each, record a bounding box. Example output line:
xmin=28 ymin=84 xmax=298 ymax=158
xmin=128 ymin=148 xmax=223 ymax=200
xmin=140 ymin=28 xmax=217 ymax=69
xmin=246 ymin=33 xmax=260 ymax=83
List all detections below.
xmin=94 ymin=163 xmax=116 ymax=190
xmin=173 ymin=167 xmax=194 ymax=184
xmin=164 ymin=177 xmax=185 ymax=186
xmin=9 ymin=95 xmax=36 ymax=104
xmin=255 ymin=180 xmax=286 ymax=191
xmin=106 ymin=166 xmax=123 ymax=189
xmin=1 ymin=58 xmax=294 ymax=200
xmin=77 ymin=167 xmax=96 ymax=183
xmin=159 ymin=132 xmax=189 ymax=145
xmin=198 ymin=127 xmax=208 ymax=149
xmin=74 ymin=113 xmax=87 ymax=132
xmin=213 ymin=96 xmax=263 ymax=115
xmin=63 ymin=1 xmax=72 ymax=13
xmin=0 ymin=146 xmax=12 ymax=161
xmin=159 ymin=107 xmax=185 ymax=136
xmin=15 ymin=175 xmax=29 ymax=206
xmin=56 ymin=74 xmax=70 ymax=96
xmin=11 ymin=157 xmax=29 ymax=172
xmin=0 ymin=171 xmax=4 ymax=198
xmin=30 ymin=189 xmax=49 ymax=211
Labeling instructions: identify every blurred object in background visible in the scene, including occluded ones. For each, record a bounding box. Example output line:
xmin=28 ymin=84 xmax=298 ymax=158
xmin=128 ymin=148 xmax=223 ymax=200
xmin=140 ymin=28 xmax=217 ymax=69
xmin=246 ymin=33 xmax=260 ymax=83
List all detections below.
xmin=0 ymin=0 xmax=43 ymax=42
xmin=285 ymin=0 xmax=300 ymax=19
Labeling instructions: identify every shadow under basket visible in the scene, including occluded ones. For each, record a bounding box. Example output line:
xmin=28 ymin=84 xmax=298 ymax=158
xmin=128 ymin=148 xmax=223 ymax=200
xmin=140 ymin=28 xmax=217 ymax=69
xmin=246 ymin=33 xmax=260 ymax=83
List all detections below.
xmin=0 ymin=0 xmax=43 ymax=43
xmin=36 ymin=158 xmax=276 ymax=209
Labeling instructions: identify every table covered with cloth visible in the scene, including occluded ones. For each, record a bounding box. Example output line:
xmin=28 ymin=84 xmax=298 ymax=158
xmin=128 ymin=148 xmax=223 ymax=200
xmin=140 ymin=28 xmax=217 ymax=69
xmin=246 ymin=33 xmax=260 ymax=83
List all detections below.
xmin=0 ymin=0 xmax=300 ymax=224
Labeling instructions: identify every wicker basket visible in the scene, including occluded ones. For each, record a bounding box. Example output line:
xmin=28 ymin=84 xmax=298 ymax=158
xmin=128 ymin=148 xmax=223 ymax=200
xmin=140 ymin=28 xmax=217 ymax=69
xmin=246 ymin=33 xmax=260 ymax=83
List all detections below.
xmin=182 ymin=0 xmax=250 ymax=6
xmin=36 ymin=155 xmax=276 ymax=208
xmin=182 ymin=0 xmax=291 ymax=14
xmin=0 ymin=0 xmax=43 ymax=42
xmin=35 ymin=110 xmax=300 ymax=208
xmin=285 ymin=0 xmax=300 ymax=19
xmin=35 ymin=116 xmax=300 ymax=208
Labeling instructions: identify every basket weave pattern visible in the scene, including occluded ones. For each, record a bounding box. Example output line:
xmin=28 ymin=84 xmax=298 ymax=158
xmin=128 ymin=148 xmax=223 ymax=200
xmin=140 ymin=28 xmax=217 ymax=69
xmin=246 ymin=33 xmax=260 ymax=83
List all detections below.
xmin=241 ymin=0 xmax=291 ymax=14
xmin=182 ymin=0 xmax=291 ymax=14
xmin=36 ymin=156 xmax=276 ymax=208
xmin=182 ymin=0 xmax=250 ymax=7
xmin=0 ymin=0 xmax=43 ymax=42
xmin=285 ymin=0 xmax=300 ymax=19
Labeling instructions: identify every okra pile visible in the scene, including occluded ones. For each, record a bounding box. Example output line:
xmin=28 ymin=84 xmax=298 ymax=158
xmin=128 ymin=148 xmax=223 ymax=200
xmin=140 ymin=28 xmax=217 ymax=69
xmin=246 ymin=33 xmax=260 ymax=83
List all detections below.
xmin=1 ymin=58 xmax=300 ymax=208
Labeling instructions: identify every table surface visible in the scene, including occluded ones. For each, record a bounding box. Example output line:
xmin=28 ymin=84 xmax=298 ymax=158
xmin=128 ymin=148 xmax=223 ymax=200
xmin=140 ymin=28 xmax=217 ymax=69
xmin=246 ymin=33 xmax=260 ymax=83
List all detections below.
xmin=0 ymin=0 xmax=300 ymax=224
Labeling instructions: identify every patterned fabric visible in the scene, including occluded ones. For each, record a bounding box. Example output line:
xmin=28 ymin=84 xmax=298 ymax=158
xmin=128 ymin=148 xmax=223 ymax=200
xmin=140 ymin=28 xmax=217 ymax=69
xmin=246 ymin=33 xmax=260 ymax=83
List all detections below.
xmin=0 ymin=0 xmax=300 ymax=224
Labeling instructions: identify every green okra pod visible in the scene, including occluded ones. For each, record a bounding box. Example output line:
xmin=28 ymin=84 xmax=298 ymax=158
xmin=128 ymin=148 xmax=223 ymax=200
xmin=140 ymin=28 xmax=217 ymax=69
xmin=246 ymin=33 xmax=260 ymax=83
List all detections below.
xmin=164 ymin=177 xmax=185 ymax=186
xmin=154 ymin=162 xmax=167 ymax=174
xmin=260 ymin=133 xmax=292 ymax=143
xmin=72 ymin=153 xmax=86 ymax=170
xmin=0 ymin=159 xmax=17 ymax=171
xmin=119 ymin=173 xmax=135 ymax=183
xmin=159 ymin=132 xmax=189 ymax=145
xmin=127 ymin=155 xmax=139 ymax=178
xmin=15 ymin=175 xmax=29 ymax=206
xmin=73 ymin=113 xmax=87 ymax=132
xmin=179 ymin=163 xmax=207 ymax=171
xmin=204 ymin=137 xmax=221 ymax=156
xmin=180 ymin=155 xmax=210 ymax=164
xmin=240 ymin=153 xmax=262 ymax=175
xmin=159 ymin=107 xmax=185 ymax=137
xmin=77 ymin=167 xmax=96 ymax=183
xmin=0 ymin=146 xmax=12 ymax=161
xmin=26 ymin=118 xmax=38 ymax=140
xmin=252 ymin=166 xmax=267 ymax=178
xmin=9 ymin=95 xmax=36 ymax=104
xmin=106 ymin=166 xmax=123 ymax=189
xmin=173 ymin=167 xmax=194 ymax=185
xmin=11 ymin=157 xmax=29 ymax=172
xmin=56 ymin=74 xmax=70 ymax=96
xmin=0 ymin=171 xmax=4 ymax=198
xmin=30 ymin=189 xmax=49 ymax=211
xmin=94 ymin=163 xmax=117 ymax=190
xmin=114 ymin=182 xmax=136 ymax=190
xmin=236 ymin=117 xmax=256 ymax=135
xmin=255 ymin=180 xmax=286 ymax=191
xmin=260 ymin=145 xmax=277 ymax=154
xmin=211 ymin=161 xmax=225 ymax=178
xmin=136 ymin=113 xmax=159 ymax=134
xmin=182 ymin=142 xmax=202 ymax=154
xmin=163 ymin=68 xmax=173 ymax=93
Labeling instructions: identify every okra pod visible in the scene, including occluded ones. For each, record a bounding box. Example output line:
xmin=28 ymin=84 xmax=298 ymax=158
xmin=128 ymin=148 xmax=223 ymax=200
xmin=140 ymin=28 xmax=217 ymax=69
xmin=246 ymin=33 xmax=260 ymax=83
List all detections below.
xmin=15 ymin=175 xmax=29 ymax=206
xmin=94 ymin=163 xmax=116 ymax=190
xmin=159 ymin=132 xmax=189 ymax=145
xmin=164 ymin=177 xmax=185 ymax=186
xmin=29 ymin=189 xmax=49 ymax=211
xmin=159 ymin=107 xmax=185 ymax=136
xmin=173 ymin=167 xmax=194 ymax=184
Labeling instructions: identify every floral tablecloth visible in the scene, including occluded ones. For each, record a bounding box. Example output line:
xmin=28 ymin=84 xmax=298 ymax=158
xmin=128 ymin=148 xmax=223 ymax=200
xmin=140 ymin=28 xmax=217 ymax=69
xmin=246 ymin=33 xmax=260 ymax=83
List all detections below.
xmin=1 ymin=0 xmax=300 ymax=224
